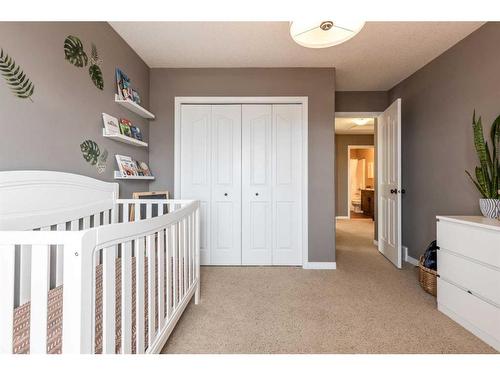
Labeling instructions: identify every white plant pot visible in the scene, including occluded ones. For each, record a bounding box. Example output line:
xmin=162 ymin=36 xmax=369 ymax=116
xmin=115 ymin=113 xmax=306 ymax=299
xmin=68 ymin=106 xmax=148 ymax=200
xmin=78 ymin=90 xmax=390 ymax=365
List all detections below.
xmin=479 ymin=198 xmax=500 ymax=219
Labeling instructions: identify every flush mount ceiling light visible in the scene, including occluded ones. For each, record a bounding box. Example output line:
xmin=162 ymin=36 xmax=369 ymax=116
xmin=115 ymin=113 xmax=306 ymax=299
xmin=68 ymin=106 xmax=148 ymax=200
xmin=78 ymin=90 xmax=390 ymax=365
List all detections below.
xmin=353 ymin=118 xmax=370 ymax=126
xmin=290 ymin=20 xmax=365 ymax=48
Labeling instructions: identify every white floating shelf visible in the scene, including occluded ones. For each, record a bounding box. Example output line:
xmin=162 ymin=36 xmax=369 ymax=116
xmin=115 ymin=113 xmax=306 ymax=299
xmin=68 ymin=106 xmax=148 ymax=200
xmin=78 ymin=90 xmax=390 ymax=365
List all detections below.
xmin=115 ymin=94 xmax=155 ymax=119
xmin=102 ymin=129 xmax=148 ymax=147
xmin=114 ymin=171 xmax=155 ymax=180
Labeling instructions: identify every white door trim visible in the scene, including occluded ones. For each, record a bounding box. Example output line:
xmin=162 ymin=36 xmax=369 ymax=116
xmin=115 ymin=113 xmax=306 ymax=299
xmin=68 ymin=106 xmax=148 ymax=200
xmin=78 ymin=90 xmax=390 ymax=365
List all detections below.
xmin=174 ymin=96 xmax=309 ymax=267
xmin=347 ymin=145 xmax=375 ymax=219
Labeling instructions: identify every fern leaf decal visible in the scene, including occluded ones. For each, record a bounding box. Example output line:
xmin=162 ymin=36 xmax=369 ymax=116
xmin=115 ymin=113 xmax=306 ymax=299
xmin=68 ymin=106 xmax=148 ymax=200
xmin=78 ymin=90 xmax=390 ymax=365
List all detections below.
xmin=96 ymin=149 xmax=108 ymax=174
xmin=64 ymin=35 xmax=88 ymax=67
xmin=0 ymin=49 xmax=35 ymax=101
xmin=90 ymin=43 xmax=102 ymax=66
xmin=80 ymin=140 xmax=100 ymax=165
xmin=89 ymin=64 xmax=104 ymax=90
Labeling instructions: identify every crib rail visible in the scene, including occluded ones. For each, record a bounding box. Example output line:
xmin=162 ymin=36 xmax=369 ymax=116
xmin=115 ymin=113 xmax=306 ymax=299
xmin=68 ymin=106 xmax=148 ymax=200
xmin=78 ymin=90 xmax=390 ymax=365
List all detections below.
xmin=0 ymin=199 xmax=200 ymax=354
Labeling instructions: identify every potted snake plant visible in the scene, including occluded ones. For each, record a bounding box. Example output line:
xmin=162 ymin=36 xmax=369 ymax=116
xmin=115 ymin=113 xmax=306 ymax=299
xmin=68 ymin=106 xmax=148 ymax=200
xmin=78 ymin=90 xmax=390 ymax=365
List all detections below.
xmin=466 ymin=111 xmax=500 ymax=219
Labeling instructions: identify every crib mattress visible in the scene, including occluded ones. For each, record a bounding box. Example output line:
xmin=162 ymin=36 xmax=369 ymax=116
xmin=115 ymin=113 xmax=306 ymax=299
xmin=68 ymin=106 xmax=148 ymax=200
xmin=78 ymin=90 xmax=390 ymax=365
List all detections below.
xmin=12 ymin=257 xmax=170 ymax=354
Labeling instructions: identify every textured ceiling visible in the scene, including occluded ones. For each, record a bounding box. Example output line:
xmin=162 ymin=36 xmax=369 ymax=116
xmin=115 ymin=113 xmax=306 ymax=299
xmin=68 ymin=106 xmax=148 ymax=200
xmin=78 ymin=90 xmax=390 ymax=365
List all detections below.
xmin=110 ymin=21 xmax=484 ymax=90
xmin=335 ymin=117 xmax=375 ymax=134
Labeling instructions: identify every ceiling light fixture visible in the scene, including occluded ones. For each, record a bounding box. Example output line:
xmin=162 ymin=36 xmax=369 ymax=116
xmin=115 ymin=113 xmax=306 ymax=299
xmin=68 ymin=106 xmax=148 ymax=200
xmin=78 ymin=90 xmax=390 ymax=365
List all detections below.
xmin=290 ymin=20 xmax=365 ymax=49
xmin=353 ymin=118 xmax=370 ymax=126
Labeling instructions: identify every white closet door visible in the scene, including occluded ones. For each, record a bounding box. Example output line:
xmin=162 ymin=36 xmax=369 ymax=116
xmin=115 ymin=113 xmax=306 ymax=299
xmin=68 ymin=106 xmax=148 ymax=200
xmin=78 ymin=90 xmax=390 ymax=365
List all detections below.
xmin=211 ymin=105 xmax=242 ymax=265
xmin=272 ymin=104 xmax=303 ymax=265
xmin=242 ymin=105 xmax=273 ymax=265
xmin=180 ymin=105 xmax=212 ymax=264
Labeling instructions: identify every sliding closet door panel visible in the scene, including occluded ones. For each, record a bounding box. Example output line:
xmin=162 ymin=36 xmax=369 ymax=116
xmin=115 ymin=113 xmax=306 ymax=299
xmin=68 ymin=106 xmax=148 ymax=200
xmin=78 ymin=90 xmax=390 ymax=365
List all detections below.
xmin=272 ymin=104 xmax=303 ymax=265
xmin=180 ymin=105 xmax=212 ymax=265
xmin=211 ymin=105 xmax=242 ymax=265
xmin=242 ymin=105 xmax=273 ymax=265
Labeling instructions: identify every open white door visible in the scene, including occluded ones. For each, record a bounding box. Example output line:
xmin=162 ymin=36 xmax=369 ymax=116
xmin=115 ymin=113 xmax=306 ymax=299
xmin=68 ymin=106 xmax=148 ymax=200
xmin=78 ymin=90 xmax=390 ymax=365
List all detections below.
xmin=377 ymin=98 xmax=402 ymax=268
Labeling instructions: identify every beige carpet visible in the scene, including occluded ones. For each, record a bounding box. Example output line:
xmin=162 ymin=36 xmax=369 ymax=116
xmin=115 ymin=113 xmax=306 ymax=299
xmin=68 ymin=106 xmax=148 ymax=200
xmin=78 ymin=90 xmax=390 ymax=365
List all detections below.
xmin=162 ymin=219 xmax=496 ymax=353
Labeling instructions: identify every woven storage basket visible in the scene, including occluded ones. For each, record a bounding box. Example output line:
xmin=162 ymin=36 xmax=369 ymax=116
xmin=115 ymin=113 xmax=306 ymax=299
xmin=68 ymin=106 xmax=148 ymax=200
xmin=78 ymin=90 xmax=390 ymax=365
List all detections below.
xmin=418 ymin=256 xmax=437 ymax=296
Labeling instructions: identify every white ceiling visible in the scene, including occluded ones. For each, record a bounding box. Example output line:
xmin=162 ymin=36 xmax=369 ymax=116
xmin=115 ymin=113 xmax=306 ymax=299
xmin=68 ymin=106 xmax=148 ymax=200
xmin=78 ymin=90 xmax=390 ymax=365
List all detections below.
xmin=335 ymin=118 xmax=375 ymax=134
xmin=109 ymin=21 xmax=484 ymax=90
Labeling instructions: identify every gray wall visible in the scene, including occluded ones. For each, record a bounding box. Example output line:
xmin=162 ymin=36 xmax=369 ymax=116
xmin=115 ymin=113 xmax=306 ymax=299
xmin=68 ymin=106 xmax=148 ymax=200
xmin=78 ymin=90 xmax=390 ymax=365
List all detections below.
xmin=389 ymin=22 xmax=500 ymax=258
xmin=335 ymin=135 xmax=375 ymax=217
xmin=336 ymin=91 xmax=388 ymax=112
xmin=149 ymin=68 xmax=336 ymax=262
xmin=0 ymin=22 xmax=150 ymax=198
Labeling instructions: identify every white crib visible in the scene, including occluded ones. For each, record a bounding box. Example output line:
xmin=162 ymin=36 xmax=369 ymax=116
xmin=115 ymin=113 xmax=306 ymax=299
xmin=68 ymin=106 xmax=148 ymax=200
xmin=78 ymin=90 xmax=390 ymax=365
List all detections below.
xmin=0 ymin=171 xmax=200 ymax=354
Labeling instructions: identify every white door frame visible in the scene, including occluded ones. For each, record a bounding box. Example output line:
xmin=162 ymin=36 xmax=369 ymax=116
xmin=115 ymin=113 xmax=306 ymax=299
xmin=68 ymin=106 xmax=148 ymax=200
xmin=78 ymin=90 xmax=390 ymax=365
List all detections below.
xmin=347 ymin=145 xmax=375 ymax=219
xmin=174 ymin=96 xmax=309 ymax=267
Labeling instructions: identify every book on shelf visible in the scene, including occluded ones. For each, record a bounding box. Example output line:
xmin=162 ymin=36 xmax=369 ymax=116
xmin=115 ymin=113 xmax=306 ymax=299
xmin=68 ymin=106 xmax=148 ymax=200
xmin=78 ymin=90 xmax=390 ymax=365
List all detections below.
xmin=130 ymin=125 xmax=143 ymax=141
xmin=102 ymin=113 xmax=120 ymax=135
xmin=115 ymin=68 xmax=131 ymax=101
xmin=115 ymin=154 xmax=139 ymax=177
xmin=119 ymin=118 xmax=132 ymax=137
xmin=115 ymin=67 xmax=141 ymax=105
xmin=136 ymin=161 xmax=152 ymax=176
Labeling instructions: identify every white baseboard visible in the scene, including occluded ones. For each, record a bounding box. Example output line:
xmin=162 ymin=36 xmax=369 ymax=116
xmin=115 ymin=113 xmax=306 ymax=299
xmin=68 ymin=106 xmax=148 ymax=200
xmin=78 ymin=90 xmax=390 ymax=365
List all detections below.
xmin=403 ymin=246 xmax=419 ymax=266
xmin=303 ymin=262 xmax=337 ymax=270
xmin=335 ymin=216 xmax=349 ymax=220
xmin=373 ymin=239 xmax=378 ymax=246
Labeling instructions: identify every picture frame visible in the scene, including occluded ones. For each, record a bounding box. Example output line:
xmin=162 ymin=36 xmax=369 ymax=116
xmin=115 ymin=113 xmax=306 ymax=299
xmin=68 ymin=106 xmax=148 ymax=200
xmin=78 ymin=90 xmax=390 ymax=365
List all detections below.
xmin=130 ymin=191 xmax=170 ymax=221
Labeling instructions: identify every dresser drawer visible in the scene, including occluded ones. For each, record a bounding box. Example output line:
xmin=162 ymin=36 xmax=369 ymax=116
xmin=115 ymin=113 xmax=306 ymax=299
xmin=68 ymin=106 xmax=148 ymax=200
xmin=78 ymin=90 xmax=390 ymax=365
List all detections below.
xmin=437 ymin=278 xmax=500 ymax=350
xmin=438 ymin=249 xmax=500 ymax=306
xmin=437 ymin=220 xmax=500 ymax=268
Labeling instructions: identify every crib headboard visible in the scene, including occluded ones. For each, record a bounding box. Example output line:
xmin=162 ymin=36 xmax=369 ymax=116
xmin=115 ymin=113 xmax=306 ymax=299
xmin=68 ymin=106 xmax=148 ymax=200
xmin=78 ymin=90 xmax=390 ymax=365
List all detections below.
xmin=0 ymin=171 xmax=119 ymax=230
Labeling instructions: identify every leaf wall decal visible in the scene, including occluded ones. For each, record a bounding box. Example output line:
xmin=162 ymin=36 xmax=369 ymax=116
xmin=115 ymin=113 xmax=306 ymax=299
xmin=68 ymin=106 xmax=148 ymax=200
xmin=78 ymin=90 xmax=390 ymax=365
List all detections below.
xmin=64 ymin=35 xmax=88 ymax=67
xmin=0 ymin=48 xmax=35 ymax=100
xmin=80 ymin=140 xmax=100 ymax=165
xmin=89 ymin=64 xmax=104 ymax=90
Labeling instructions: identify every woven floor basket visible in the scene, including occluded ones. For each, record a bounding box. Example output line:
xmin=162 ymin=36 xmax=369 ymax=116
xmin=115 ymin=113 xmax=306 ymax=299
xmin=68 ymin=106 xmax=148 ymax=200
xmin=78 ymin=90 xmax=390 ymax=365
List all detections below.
xmin=418 ymin=256 xmax=437 ymax=297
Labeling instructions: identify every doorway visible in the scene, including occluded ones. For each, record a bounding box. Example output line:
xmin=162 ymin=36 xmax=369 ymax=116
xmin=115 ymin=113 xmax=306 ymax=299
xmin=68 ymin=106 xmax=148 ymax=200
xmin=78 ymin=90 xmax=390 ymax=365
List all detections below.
xmin=334 ymin=113 xmax=378 ymax=261
xmin=347 ymin=145 xmax=375 ymax=220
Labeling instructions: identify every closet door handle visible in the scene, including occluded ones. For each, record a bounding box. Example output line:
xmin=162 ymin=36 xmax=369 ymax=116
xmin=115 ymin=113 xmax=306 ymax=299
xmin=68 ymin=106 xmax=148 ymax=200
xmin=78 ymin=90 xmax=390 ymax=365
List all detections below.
xmin=255 ymin=193 xmax=259 ymax=196
xmin=224 ymin=193 xmax=228 ymax=197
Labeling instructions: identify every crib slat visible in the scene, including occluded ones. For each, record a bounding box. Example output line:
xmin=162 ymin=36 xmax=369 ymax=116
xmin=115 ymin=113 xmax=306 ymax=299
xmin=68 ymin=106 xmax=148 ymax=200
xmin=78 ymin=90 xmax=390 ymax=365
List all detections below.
xmin=183 ymin=218 xmax=188 ymax=295
xmin=121 ymin=241 xmax=132 ymax=354
xmin=172 ymin=223 xmax=178 ymax=308
xmin=135 ymin=236 xmax=145 ymax=354
xmin=0 ymin=245 xmax=15 ymax=353
xmin=147 ymin=231 xmax=156 ymax=346
xmin=134 ymin=203 xmax=140 ymax=221
xmin=83 ymin=216 xmax=90 ymax=230
xmin=123 ymin=204 xmax=130 ymax=223
xmin=165 ymin=226 xmax=172 ymax=319
xmin=19 ymin=245 xmax=32 ymax=305
xmin=189 ymin=213 xmax=193 ymax=285
xmin=102 ymin=246 xmax=116 ymax=354
xmin=30 ymin=244 xmax=50 ymax=353
xmin=55 ymin=223 xmax=65 ymax=287
xmin=195 ymin=208 xmax=200 ymax=304
xmin=157 ymin=229 xmax=165 ymax=327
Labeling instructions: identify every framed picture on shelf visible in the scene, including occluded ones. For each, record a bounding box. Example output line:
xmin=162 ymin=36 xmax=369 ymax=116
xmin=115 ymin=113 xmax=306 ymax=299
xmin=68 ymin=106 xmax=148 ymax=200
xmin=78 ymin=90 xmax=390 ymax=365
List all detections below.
xmin=102 ymin=113 xmax=120 ymax=135
xmin=129 ymin=191 xmax=170 ymax=220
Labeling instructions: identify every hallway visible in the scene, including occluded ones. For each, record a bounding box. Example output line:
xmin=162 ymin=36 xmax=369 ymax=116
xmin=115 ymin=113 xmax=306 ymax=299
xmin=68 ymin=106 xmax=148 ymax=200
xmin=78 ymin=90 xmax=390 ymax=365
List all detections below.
xmin=161 ymin=219 xmax=495 ymax=353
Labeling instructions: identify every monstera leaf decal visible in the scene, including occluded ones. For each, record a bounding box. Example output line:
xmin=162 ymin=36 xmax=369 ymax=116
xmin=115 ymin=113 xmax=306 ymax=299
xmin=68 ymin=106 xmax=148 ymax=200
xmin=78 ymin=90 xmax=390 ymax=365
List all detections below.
xmin=88 ymin=43 xmax=104 ymax=90
xmin=80 ymin=140 xmax=100 ymax=165
xmin=0 ymin=49 xmax=35 ymax=101
xmin=64 ymin=35 xmax=88 ymax=67
xmin=89 ymin=64 xmax=103 ymax=90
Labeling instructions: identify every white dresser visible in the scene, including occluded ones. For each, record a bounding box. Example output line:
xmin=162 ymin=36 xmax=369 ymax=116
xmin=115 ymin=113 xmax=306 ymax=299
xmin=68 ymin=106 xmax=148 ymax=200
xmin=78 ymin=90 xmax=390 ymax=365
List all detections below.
xmin=436 ymin=216 xmax=500 ymax=351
